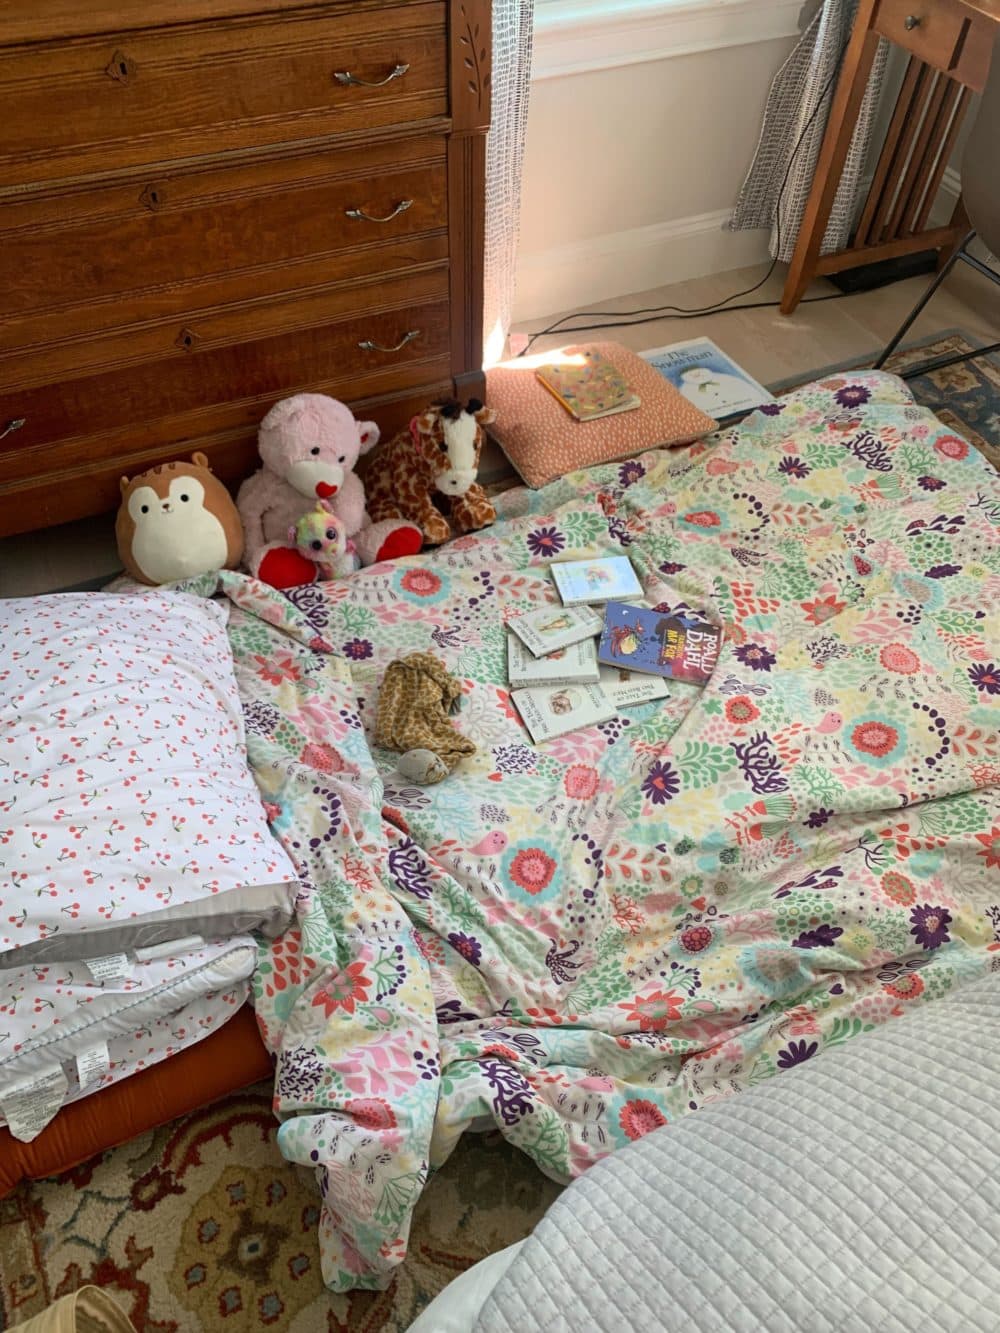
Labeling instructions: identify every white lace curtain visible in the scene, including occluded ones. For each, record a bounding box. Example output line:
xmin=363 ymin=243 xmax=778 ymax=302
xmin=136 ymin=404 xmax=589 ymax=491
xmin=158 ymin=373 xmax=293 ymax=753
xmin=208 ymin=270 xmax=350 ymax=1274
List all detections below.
xmin=729 ymin=0 xmax=888 ymax=261
xmin=483 ymin=0 xmax=535 ymax=365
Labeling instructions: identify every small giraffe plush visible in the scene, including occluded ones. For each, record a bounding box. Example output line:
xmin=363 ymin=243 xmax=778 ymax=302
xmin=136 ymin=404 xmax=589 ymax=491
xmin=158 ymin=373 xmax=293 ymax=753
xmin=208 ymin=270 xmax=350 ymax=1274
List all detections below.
xmin=375 ymin=652 xmax=476 ymax=783
xmin=288 ymin=500 xmax=359 ymax=580
xmin=365 ymin=399 xmax=497 ymax=546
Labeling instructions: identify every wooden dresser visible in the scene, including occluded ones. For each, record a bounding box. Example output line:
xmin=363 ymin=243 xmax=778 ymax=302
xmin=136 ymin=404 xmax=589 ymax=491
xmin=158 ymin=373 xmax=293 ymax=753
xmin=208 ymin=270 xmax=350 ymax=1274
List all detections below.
xmin=0 ymin=0 xmax=491 ymax=536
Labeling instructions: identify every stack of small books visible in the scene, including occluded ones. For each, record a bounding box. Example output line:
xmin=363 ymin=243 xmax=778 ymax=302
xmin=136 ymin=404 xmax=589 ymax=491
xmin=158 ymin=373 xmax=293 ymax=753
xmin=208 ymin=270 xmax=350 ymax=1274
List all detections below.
xmin=506 ymin=555 xmax=724 ymax=743
xmin=534 ymin=348 xmax=639 ymax=421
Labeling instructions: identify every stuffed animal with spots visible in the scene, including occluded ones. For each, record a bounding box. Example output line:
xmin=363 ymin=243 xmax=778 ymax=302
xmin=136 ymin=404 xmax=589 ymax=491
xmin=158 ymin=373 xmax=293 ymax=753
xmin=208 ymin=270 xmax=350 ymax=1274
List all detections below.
xmin=288 ymin=500 xmax=360 ymax=581
xmin=364 ymin=398 xmax=497 ymax=546
xmin=374 ymin=652 xmax=476 ymax=784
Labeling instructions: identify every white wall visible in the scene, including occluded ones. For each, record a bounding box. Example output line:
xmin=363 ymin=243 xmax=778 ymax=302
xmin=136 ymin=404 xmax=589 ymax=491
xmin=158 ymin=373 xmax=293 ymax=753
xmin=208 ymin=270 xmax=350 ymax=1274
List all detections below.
xmin=513 ymin=2 xmax=968 ymax=324
xmin=514 ymin=21 xmax=799 ymax=321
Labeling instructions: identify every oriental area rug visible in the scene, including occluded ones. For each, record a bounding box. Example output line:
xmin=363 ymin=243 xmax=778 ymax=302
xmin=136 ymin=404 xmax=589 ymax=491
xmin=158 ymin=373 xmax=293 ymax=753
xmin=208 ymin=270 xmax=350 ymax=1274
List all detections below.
xmin=0 ymin=1084 xmax=562 ymax=1331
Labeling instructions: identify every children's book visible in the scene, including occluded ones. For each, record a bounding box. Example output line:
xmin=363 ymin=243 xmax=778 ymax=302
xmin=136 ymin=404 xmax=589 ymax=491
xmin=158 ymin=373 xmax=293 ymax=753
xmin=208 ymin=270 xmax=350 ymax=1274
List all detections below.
xmin=597 ymin=601 xmax=723 ymax=684
xmin=507 ymin=633 xmax=600 ymax=689
xmin=597 ymin=664 xmax=670 ymax=708
xmin=507 ymin=603 xmax=605 ymax=657
xmin=551 ymin=556 xmax=642 ymax=606
xmin=641 ymin=337 xmax=775 ymax=421
xmin=535 ymin=347 xmax=640 ymax=422
xmin=511 ymin=681 xmax=617 ymax=743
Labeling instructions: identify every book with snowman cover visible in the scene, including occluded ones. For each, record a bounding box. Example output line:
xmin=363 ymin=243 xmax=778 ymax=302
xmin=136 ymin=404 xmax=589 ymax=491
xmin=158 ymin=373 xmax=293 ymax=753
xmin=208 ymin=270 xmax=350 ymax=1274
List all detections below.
xmin=640 ymin=336 xmax=775 ymax=421
xmin=511 ymin=681 xmax=617 ymax=743
xmin=507 ymin=633 xmax=600 ymax=689
xmin=507 ymin=603 xmax=605 ymax=657
xmin=597 ymin=601 xmax=723 ymax=683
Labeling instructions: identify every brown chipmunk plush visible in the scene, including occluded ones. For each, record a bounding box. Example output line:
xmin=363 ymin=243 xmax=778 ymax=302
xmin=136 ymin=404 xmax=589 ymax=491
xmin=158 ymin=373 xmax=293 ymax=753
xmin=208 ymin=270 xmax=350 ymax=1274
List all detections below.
xmin=116 ymin=452 xmax=244 ymax=585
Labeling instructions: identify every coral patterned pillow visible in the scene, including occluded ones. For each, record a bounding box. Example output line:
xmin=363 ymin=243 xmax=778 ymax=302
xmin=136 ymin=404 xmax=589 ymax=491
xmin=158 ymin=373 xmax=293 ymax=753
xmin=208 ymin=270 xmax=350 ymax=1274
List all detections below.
xmin=486 ymin=341 xmax=716 ymax=488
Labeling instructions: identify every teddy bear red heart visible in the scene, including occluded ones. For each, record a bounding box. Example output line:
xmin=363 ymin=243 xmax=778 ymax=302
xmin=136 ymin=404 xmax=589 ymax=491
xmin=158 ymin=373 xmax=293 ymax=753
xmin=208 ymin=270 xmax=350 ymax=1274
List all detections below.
xmin=316 ymin=482 xmax=338 ymax=498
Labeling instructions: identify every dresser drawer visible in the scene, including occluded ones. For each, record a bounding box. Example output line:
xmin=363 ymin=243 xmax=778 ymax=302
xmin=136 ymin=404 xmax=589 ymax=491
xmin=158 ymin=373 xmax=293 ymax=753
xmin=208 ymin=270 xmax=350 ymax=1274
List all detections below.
xmin=0 ymin=281 xmax=450 ymax=469
xmin=0 ymin=1 xmax=446 ymax=188
xmin=873 ymin=0 xmax=994 ymax=88
xmin=0 ymin=138 xmax=448 ymax=387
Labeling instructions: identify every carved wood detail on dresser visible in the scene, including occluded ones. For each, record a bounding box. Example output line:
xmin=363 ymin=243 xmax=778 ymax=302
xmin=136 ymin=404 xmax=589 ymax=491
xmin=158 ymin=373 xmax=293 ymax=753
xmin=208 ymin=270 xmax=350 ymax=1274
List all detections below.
xmin=0 ymin=0 xmax=491 ymax=535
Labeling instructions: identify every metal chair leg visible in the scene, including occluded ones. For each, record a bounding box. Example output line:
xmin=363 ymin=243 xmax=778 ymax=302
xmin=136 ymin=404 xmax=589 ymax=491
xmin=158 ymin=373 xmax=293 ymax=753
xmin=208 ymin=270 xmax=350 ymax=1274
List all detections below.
xmin=872 ymin=230 xmax=976 ymax=369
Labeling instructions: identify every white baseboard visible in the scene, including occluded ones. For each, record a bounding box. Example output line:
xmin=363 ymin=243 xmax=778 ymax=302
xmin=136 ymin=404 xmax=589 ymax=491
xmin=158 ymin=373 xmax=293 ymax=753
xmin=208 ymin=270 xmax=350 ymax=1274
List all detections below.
xmin=512 ymin=210 xmax=771 ymax=324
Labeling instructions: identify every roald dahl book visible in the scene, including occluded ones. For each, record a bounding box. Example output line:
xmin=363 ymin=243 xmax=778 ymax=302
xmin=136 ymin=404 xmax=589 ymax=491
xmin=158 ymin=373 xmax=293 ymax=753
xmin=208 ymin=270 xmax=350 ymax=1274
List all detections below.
xmin=597 ymin=601 xmax=723 ymax=683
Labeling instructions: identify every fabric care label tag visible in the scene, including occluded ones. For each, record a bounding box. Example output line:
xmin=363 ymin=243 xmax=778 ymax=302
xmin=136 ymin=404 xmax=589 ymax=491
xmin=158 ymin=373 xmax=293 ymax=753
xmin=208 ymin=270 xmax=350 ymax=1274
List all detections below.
xmin=84 ymin=953 xmax=131 ymax=984
xmin=76 ymin=1042 xmax=111 ymax=1092
xmin=1 ymin=1067 xmax=69 ymax=1143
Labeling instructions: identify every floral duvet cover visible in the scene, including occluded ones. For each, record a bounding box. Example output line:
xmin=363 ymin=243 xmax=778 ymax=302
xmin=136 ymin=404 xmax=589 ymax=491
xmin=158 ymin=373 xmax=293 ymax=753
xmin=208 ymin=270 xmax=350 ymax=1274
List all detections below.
xmin=206 ymin=372 xmax=999 ymax=1290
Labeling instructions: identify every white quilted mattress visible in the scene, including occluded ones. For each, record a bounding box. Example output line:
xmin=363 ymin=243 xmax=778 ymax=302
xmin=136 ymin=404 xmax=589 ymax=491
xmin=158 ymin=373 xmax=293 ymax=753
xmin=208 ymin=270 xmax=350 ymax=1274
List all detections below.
xmin=418 ymin=973 xmax=1000 ymax=1332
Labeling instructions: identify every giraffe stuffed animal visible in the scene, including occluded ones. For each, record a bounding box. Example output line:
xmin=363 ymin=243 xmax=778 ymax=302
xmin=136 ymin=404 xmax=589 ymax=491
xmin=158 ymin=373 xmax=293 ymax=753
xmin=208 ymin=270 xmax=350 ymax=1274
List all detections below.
xmin=365 ymin=398 xmax=497 ymax=546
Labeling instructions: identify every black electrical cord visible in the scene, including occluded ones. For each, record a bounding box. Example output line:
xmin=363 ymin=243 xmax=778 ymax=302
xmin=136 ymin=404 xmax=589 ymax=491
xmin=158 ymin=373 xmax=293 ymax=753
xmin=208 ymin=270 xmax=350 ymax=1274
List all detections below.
xmin=516 ymin=35 xmax=854 ymax=356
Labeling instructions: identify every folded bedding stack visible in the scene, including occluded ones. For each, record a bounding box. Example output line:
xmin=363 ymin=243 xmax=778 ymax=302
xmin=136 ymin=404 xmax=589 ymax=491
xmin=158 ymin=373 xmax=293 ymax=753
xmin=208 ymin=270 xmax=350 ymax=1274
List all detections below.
xmin=0 ymin=591 xmax=298 ymax=1141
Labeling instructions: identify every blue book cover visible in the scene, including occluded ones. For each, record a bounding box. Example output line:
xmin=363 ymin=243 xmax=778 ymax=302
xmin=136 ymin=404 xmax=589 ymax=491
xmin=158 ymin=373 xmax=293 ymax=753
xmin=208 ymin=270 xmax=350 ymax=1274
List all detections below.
xmin=597 ymin=601 xmax=723 ymax=683
xmin=641 ymin=337 xmax=775 ymax=420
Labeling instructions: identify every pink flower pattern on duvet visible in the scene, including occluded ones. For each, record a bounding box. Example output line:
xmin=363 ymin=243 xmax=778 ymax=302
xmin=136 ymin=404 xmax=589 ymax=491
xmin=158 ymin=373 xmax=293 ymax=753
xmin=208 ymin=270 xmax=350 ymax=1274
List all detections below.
xmin=188 ymin=372 xmax=997 ymax=1292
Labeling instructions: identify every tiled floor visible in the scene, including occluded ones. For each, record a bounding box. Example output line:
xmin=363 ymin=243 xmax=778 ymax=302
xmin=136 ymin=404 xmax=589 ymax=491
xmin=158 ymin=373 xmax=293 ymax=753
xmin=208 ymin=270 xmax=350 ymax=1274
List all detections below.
xmin=3 ymin=256 xmax=998 ymax=598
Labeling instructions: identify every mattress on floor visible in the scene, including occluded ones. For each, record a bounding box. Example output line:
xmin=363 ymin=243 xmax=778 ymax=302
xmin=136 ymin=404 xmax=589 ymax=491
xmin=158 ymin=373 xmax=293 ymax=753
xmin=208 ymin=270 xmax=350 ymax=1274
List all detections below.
xmin=469 ymin=972 xmax=1000 ymax=1333
xmin=0 ymin=936 xmax=256 ymax=1141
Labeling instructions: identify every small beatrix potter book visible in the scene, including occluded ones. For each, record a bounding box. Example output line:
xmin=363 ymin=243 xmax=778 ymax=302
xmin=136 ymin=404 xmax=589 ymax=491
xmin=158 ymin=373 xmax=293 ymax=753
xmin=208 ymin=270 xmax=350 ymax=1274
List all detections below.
xmin=597 ymin=601 xmax=723 ymax=683
xmin=507 ymin=633 xmax=600 ymax=689
xmin=511 ymin=681 xmax=618 ymax=743
xmin=550 ymin=555 xmax=643 ymax=606
xmin=597 ymin=663 xmax=670 ymax=708
xmin=507 ymin=603 xmax=605 ymax=657
xmin=534 ymin=347 xmax=640 ymax=421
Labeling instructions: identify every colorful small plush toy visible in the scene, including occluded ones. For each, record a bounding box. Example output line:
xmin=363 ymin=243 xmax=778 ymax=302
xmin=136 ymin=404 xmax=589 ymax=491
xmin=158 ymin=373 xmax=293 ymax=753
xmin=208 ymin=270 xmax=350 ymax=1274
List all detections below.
xmin=116 ymin=452 xmax=244 ymax=585
xmin=236 ymin=393 xmax=422 ymax=589
xmin=365 ymin=398 xmax=497 ymax=546
xmin=289 ymin=500 xmax=360 ymax=581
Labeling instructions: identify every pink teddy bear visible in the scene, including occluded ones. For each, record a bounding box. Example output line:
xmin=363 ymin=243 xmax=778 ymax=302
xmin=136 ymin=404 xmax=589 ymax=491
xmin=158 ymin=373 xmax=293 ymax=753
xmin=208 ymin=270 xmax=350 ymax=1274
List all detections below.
xmin=237 ymin=393 xmax=422 ymax=589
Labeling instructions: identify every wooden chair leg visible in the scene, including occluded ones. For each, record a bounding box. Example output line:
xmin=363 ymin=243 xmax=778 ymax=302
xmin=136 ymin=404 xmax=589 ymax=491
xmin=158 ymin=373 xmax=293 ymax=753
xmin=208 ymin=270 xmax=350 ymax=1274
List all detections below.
xmin=781 ymin=3 xmax=881 ymax=316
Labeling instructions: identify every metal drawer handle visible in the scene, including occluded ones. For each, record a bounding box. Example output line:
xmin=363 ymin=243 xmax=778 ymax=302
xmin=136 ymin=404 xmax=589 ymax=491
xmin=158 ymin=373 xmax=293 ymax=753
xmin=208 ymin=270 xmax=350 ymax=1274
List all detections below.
xmin=0 ymin=417 xmax=26 ymax=442
xmin=904 ymin=14 xmax=921 ymax=28
xmin=333 ymin=62 xmax=409 ymax=88
xmin=346 ymin=199 xmax=413 ymax=224
xmin=358 ymin=330 xmax=420 ymax=353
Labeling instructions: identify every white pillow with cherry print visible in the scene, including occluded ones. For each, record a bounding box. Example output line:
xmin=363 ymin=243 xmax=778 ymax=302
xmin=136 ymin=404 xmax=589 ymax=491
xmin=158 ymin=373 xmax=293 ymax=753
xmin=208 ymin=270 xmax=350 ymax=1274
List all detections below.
xmin=0 ymin=591 xmax=296 ymax=968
